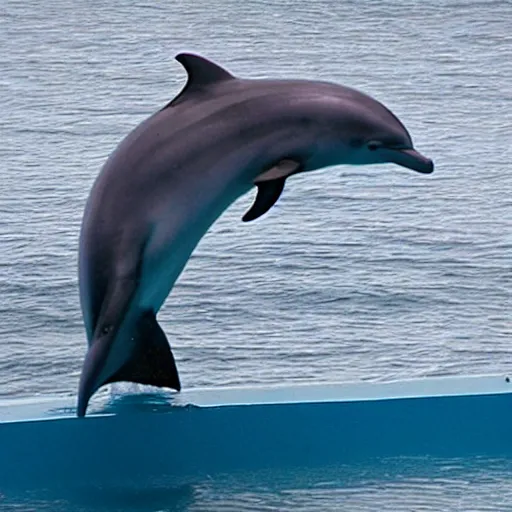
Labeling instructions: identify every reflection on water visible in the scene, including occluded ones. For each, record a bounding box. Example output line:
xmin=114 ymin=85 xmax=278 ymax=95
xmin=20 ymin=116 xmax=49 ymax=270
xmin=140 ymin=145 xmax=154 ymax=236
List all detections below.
xmin=3 ymin=457 xmax=512 ymax=511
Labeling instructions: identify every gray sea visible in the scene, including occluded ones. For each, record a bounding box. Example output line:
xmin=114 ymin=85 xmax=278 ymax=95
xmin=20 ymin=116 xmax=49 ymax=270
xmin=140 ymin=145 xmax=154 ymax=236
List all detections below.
xmin=1 ymin=0 xmax=511 ymax=510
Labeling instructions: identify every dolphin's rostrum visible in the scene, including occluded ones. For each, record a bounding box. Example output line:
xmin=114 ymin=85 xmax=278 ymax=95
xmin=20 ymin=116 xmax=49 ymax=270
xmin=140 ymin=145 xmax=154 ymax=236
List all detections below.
xmin=77 ymin=53 xmax=434 ymax=416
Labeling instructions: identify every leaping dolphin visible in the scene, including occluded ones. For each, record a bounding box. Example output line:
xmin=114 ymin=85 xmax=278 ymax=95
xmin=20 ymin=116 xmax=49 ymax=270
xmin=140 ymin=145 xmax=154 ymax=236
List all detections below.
xmin=77 ymin=53 xmax=434 ymax=417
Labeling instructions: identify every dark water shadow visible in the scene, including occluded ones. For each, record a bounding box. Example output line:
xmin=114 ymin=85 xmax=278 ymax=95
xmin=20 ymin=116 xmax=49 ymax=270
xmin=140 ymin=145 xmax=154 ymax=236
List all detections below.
xmin=1 ymin=483 xmax=196 ymax=512
xmin=70 ymin=484 xmax=196 ymax=511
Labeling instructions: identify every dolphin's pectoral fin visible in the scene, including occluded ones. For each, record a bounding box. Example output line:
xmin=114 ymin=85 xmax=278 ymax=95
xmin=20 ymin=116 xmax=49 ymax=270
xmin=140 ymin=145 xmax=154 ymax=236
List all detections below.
xmin=253 ymin=159 xmax=301 ymax=184
xmin=242 ymin=160 xmax=301 ymax=222
xmin=165 ymin=53 xmax=235 ymax=108
xmin=104 ymin=311 xmax=181 ymax=391
xmin=242 ymin=178 xmax=286 ymax=222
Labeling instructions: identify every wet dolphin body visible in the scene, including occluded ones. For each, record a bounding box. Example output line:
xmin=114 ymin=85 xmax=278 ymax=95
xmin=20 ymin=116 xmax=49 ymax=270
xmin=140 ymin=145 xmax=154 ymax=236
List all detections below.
xmin=77 ymin=53 xmax=434 ymax=416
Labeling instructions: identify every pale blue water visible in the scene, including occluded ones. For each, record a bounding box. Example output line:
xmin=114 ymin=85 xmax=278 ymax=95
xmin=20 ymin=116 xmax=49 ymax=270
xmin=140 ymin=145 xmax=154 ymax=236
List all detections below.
xmin=1 ymin=0 xmax=511 ymax=510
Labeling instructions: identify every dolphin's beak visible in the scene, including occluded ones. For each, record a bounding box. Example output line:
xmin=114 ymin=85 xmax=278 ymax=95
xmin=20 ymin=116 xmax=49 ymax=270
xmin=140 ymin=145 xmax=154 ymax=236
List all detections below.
xmin=383 ymin=148 xmax=434 ymax=174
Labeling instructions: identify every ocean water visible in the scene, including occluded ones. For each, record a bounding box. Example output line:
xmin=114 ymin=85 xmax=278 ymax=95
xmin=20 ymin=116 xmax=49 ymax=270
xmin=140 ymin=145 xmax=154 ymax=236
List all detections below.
xmin=1 ymin=0 xmax=511 ymax=510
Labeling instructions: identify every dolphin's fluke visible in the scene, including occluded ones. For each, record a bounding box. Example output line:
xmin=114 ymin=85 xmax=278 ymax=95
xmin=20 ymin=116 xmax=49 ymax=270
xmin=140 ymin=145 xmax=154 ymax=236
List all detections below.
xmin=105 ymin=311 xmax=181 ymax=391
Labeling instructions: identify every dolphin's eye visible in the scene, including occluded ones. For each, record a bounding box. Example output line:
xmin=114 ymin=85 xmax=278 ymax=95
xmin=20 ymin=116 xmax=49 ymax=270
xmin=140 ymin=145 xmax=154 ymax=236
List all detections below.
xmin=367 ymin=141 xmax=382 ymax=151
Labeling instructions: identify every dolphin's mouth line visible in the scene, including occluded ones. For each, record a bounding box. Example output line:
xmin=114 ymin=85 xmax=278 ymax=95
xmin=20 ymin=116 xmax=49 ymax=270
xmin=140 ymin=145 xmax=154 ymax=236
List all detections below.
xmin=382 ymin=147 xmax=434 ymax=174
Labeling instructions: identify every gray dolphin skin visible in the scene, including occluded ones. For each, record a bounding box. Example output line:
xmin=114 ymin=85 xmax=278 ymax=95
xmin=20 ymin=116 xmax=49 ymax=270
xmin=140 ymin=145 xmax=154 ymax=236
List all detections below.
xmin=77 ymin=53 xmax=434 ymax=417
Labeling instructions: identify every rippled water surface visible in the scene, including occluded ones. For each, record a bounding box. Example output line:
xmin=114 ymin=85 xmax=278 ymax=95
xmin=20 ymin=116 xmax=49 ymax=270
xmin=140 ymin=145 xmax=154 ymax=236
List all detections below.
xmin=1 ymin=0 xmax=511 ymax=510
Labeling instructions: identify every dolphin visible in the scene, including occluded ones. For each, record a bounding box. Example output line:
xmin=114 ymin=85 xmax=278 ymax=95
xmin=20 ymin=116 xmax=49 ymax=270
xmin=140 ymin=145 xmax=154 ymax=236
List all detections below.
xmin=77 ymin=53 xmax=433 ymax=417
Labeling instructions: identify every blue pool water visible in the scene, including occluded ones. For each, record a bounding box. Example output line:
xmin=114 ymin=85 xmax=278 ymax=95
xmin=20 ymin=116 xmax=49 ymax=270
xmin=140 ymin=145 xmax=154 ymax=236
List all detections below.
xmin=2 ymin=376 xmax=512 ymax=511
xmin=1 ymin=0 xmax=511 ymax=509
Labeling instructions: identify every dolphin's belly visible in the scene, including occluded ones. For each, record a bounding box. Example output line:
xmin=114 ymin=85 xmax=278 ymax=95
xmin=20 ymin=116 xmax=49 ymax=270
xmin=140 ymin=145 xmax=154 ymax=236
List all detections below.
xmin=138 ymin=173 xmax=251 ymax=313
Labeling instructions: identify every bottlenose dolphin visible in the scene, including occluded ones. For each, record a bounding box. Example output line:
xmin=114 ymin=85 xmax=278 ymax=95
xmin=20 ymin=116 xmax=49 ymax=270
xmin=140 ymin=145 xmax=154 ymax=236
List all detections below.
xmin=77 ymin=53 xmax=433 ymax=416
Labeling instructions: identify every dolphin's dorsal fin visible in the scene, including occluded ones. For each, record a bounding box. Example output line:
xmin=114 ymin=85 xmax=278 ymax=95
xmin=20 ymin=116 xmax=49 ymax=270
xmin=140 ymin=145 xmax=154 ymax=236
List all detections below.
xmin=165 ymin=53 xmax=235 ymax=108
xmin=176 ymin=53 xmax=234 ymax=87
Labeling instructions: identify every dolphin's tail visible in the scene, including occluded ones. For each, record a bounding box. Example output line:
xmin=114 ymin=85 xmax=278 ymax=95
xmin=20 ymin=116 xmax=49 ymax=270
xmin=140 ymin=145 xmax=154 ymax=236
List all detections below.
xmin=77 ymin=311 xmax=181 ymax=417
xmin=104 ymin=311 xmax=181 ymax=392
